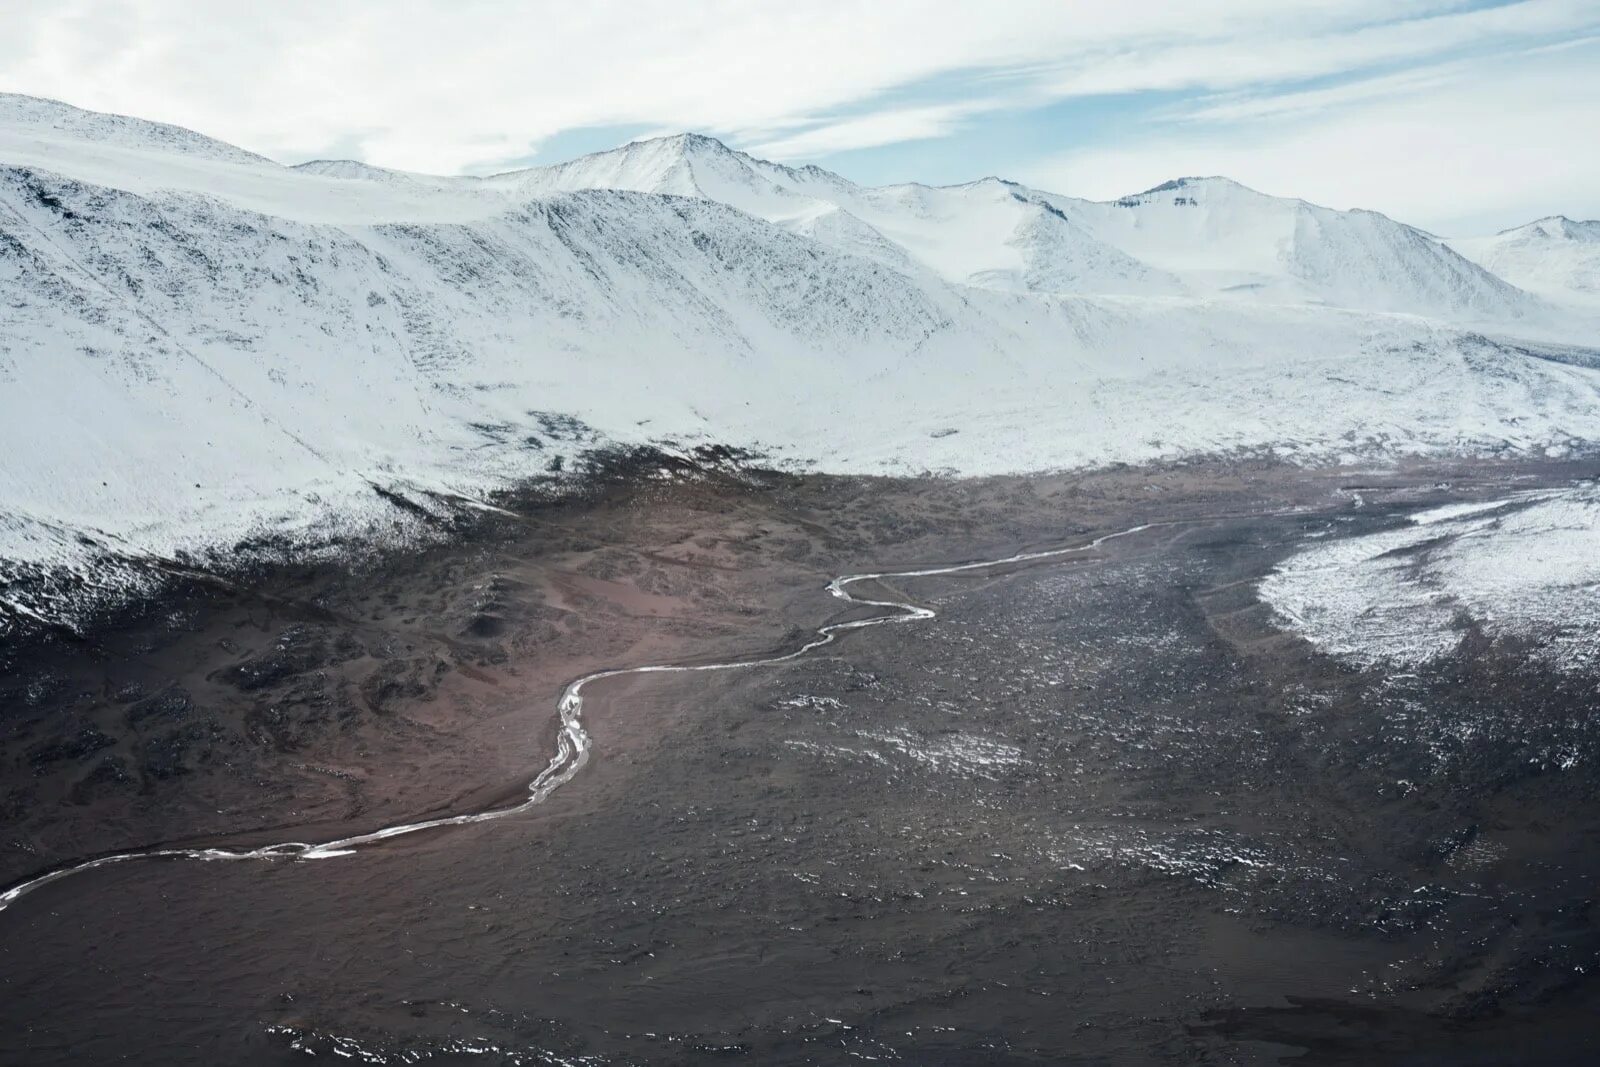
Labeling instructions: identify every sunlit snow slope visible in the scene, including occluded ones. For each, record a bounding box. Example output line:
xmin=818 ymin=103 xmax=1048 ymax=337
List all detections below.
xmin=1452 ymin=217 xmax=1600 ymax=309
xmin=3 ymin=92 xmax=1600 ymax=628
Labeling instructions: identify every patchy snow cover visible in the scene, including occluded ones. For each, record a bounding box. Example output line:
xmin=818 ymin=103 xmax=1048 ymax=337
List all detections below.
xmin=785 ymin=727 xmax=1024 ymax=779
xmin=4 ymin=92 xmax=1600 ymax=629
xmin=1261 ymin=485 xmax=1600 ymax=671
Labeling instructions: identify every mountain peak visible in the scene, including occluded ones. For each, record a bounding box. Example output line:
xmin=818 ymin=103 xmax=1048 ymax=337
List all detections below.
xmin=664 ymin=131 xmax=734 ymax=153
xmin=501 ymin=128 xmax=865 ymax=204
xmin=1124 ymin=176 xmax=1265 ymax=201
xmin=598 ymin=131 xmax=744 ymax=165
xmin=1498 ymin=215 xmax=1600 ymax=242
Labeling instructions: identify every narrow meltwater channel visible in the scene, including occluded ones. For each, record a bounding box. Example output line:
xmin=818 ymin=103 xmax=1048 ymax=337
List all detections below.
xmin=0 ymin=520 xmax=1163 ymax=914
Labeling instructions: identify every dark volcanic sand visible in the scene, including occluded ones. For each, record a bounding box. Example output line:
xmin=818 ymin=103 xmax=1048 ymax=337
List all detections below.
xmin=3 ymin=458 xmax=1600 ymax=1064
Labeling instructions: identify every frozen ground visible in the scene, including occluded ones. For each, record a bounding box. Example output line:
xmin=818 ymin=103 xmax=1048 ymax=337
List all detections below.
xmin=1261 ymin=483 xmax=1600 ymax=671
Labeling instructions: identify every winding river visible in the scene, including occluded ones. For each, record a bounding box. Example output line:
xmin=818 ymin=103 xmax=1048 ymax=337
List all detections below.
xmin=0 ymin=521 xmax=1159 ymax=914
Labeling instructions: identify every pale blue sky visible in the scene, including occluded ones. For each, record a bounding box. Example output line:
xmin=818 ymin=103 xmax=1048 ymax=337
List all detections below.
xmin=5 ymin=0 xmax=1597 ymax=233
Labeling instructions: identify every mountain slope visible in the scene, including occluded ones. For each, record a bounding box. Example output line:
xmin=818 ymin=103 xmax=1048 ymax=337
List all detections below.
xmin=3 ymin=93 xmax=1600 ymax=631
xmin=0 ymin=93 xmax=271 ymax=166
xmin=509 ymin=138 xmax=1545 ymax=323
xmin=1036 ymin=176 xmax=1539 ymax=322
xmin=509 ymin=135 xmax=1182 ymax=297
xmin=0 ymin=94 xmax=508 ymax=225
xmin=1452 ymin=216 xmax=1600 ymax=308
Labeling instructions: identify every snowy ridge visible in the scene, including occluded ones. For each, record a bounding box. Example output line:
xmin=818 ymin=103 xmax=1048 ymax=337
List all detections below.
xmin=0 ymin=93 xmax=271 ymax=166
xmin=3 ymin=93 xmax=1600 ymax=630
xmin=1038 ymin=176 xmax=1538 ymax=321
xmin=510 ymin=144 xmax=1547 ymax=321
xmin=509 ymin=136 xmax=1183 ymax=296
xmin=1452 ymin=216 xmax=1600 ymax=308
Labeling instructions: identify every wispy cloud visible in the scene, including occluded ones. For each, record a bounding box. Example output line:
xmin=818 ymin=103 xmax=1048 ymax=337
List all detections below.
xmin=1 ymin=1 xmax=1595 ymax=229
xmin=750 ymin=102 xmax=1001 ymax=160
xmin=0 ymin=1 xmax=1504 ymax=166
xmin=1038 ymin=0 xmax=1596 ymax=97
xmin=1024 ymin=37 xmax=1600 ymax=233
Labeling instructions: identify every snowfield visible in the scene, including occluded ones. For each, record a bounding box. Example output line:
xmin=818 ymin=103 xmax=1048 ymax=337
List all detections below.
xmin=1260 ymin=485 xmax=1600 ymax=671
xmin=3 ymin=92 xmax=1600 ymax=629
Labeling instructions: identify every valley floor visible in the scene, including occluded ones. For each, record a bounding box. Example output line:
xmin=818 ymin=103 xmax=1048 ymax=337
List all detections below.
xmin=3 ymin=456 xmax=1600 ymax=1064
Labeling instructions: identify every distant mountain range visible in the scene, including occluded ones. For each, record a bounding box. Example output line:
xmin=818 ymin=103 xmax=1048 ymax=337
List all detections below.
xmin=2 ymin=92 xmax=1598 ymax=630
xmin=508 ymin=134 xmax=1552 ymax=321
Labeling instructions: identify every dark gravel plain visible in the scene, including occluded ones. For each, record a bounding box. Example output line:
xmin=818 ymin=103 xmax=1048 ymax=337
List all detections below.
xmin=3 ymin=455 xmax=1599 ymax=1064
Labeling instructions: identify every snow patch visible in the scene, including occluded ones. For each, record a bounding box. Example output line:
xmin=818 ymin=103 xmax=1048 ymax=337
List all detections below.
xmin=1261 ymin=485 xmax=1600 ymax=670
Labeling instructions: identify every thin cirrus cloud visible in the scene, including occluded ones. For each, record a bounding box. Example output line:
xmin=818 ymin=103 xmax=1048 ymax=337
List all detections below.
xmin=1 ymin=0 xmax=1595 ymax=231
xmin=748 ymin=102 xmax=1005 ymax=161
xmin=1024 ymin=36 xmax=1600 ymax=234
xmin=1034 ymin=0 xmax=1595 ymax=98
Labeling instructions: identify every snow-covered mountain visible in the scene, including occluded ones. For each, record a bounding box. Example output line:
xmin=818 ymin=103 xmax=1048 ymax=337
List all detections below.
xmin=1452 ymin=216 xmax=1600 ymax=308
xmin=507 ymin=134 xmax=1180 ymax=297
xmin=3 ymin=92 xmax=1600 ymax=630
xmin=507 ymin=136 xmax=1541 ymax=321
xmin=1048 ymin=177 xmax=1538 ymax=320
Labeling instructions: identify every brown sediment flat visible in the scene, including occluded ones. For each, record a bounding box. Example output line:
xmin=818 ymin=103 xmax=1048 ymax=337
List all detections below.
xmin=3 ymin=455 xmax=1600 ymax=1064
